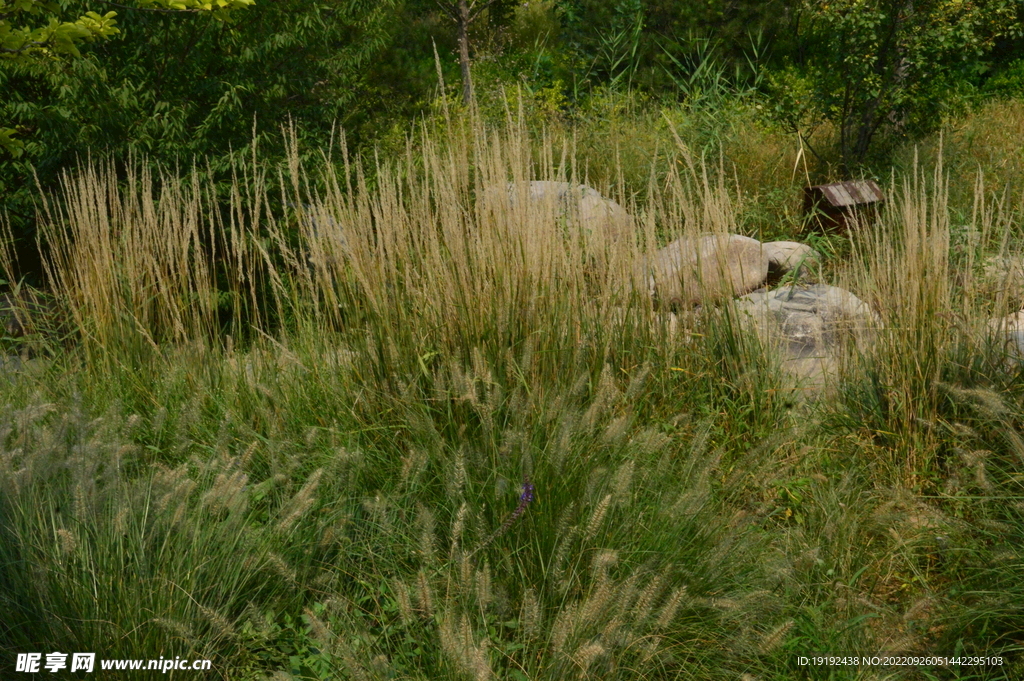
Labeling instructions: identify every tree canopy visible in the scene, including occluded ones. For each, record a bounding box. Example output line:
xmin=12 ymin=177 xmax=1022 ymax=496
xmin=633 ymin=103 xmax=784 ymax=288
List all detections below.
xmin=0 ymin=0 xmax=257 ymax=154
xmin=802 ymin=0 xmax=1024 ymax=169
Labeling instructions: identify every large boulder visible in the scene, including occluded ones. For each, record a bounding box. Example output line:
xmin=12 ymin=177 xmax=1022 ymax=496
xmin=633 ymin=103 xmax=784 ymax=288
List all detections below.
xmin=762 ymin=241 xmax=819 ymax=282
xmin=645 ymin=234 xmax=769 ymax=309
xmin=981 ymin=255 xmax=1024 ymax=297
xmin=508 ymin=181 xmax=631 ymax=233
xmin=500 ymin=181 xmax=633 ymax=264
xmin=734 ymin=284 xmax=881 ymax=387
xmin=987 ymin=310 xmax=1024 ymax=358
xmin=289 ymin=202 xmax=349 ymax=266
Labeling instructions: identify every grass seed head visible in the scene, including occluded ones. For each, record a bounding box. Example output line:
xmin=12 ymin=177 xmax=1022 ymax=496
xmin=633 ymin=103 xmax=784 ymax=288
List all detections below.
xmin=400 ymin=448 xmax=427 ymax=486
xmin=55 ymin=528 xmax=77 ymax=555
xmin=448 ymin=449 xmax=467 ymax=499
xmin=276 ymin=468 xmax=322 ymax=533
xmin=521 ymin=587 xmax=540 ymax=639
xmin=303 ymin=607 xmax=332 ymax=646
xmin=265 ymin=552 xmax=298 ymax=586
xmin=584 ymin=494 xmax=612 ymax=540
xmin=591 ymin=549 xmax=618 ymax=576
xmin=200 ymin=605 xmax=235 ymax=641
xmin=903 ymin=597 xmax=936 ymax=622
xmin=631 ymin=573 xmax=665 ymax=625
xmin=451 ymin=502 xmax=468 ymax=554
xmin=416 ymin=570 xmax=434 ymax=617
xmin=654 ymin=586 xmax=688 ymax=630
xmin=757 ymin=619 xmax=794 ymax=654
xmin=417 ymin=503 xmax=436 ymax=565
xmin=392 ymin=579 xmax=415 ymax=626
xmin=201 ymin=469 xmax=249 ymax=517
xmin=152 ymin=617 xmax=195 ymax=643
xmin=579 ymin=578 xmax=616 ymax=629
xmin=603 ymin=415 xmax=631 ymax=445
xmin=475 ymin=561 xmax=492 ymax=610
xmin=572 ymin=641 xmax=605 ymax=674
xmin=611 ymin=460 xmax=634 ymax=505
xmin=550 ymin=603 xmax=579 ymax=656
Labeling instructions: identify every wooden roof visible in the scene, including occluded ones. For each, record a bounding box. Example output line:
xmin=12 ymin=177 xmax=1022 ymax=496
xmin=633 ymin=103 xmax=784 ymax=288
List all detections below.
xmin=807 ymin=180 xmax=884 ymax=208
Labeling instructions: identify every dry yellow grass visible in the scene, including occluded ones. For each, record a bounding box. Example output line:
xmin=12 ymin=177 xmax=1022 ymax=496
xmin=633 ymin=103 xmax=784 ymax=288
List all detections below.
xmin=5 ymin=105 xmax=775 ymax=384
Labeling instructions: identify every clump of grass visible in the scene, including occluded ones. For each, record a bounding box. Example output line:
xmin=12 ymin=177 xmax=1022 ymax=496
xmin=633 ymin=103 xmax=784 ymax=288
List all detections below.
xmin=0 ymin=402 xmax=313 ymax=671
xmin=836 ymin=154 xmax=956 ymax=457
xmin=828 ymin=149 xmax=1020 ymax=473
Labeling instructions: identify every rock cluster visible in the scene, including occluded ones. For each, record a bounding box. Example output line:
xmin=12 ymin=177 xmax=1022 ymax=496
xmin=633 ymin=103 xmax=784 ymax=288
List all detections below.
xmin=3 ymin=181 xmax=880 ymax=395
xmin=512 ymin=181 xmax=873 ymax=392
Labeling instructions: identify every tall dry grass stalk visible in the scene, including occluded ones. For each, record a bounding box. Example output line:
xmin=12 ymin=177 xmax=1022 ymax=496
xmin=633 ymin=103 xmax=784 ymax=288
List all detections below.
xmin=37 ymin=164 xmax=224 ymax=353
xmin=299 ymin=115 xmax=660 ymax=369
xmin=15 ymin=99 xmax=760 ymax=384
xmin=837 ymin=151 xmax=1008 ymax=464
xmin=820 ymin=146 xmax=1024 ymax=489
xmin=846 ymin=153 xmax=953 ymax=425
xmin=4 ymin=98 xmax=1024 ymax=681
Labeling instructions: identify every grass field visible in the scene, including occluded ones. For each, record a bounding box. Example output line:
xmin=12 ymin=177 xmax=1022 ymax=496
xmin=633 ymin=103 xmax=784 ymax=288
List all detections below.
xmin=0 ymin=101 xmax=1022 ymax=680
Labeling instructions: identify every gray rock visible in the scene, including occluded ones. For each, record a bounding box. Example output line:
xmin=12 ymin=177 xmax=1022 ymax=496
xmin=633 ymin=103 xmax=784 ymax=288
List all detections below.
xmin=500 ymin=181 xmax=633 ymax=263
xmin=734 ymin=284 xmax=881 ymax=388
xmin=509 ymin=181 xmax=631 ymax=231
xmin=0 ymin=290 xmax=57 ymax=339
xmin=288 ymin=202 xmax=349 ymax=259
xmin=982 ymin=255 xmax=1024 ymax=295
xmin=0 ymin=354 xmax=22 ymax=374
xmin=987 ymin=311 xmax=1024 ymax=357
xmin=645 ymin=234 xmax=769 ymax=308
xmin=0 ymin=295 xmax=24 ymax=338
xmin=0 ymin=354 xmax=46 ymax=382
xmin=762 ymin=241 xmax=819 ymax=280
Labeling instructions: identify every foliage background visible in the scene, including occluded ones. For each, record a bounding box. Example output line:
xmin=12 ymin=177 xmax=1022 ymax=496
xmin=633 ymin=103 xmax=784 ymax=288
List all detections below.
xmin=4 ymin=0 xmax=1024 ymax=239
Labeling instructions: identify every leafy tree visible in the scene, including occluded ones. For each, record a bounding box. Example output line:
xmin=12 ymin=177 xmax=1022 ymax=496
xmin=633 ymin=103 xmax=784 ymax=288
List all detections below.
xmin=1 ymin=0 xmax=398 ymax=277
xmin=432 ymin=0 xmax=517 ymax=103
xmin=801 ymin=0 xmax=1024 ymax=172
xmin=0 ymin=0 xmax=254 ymax=155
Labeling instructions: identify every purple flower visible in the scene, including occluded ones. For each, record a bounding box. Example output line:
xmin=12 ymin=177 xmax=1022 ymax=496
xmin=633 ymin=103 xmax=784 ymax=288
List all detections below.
xmin=504 ymin=480 xmax=534 ymax=525
xmin=474 ymin=477 xmax=535 ymax=555
xmin=519 ymin=479 xmax=535 ymax=505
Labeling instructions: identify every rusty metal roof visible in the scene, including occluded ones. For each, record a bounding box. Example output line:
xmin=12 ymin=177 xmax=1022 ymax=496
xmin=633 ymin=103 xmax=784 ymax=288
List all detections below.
xmin=808 ymin=180 xmax=884 ymax=208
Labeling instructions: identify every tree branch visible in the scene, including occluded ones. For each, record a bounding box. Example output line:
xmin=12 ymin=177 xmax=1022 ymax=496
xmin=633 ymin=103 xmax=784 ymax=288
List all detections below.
xmin=98 ymin=0 xmax=202 ymax=13
xmin=0 ymin=42 xmax=50 ymax=55
xmin=467 ymin=0 xmax=502 ymax=24
xmin=434 ymin=0 xmax=459 ymax=23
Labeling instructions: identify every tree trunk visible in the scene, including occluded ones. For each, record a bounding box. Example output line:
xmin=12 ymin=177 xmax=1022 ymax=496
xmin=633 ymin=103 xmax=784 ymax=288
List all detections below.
xmin=457 ymin=0 xmax=473 ymax=105
xmin=842 ymin=0 xmax=911 ymax=173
